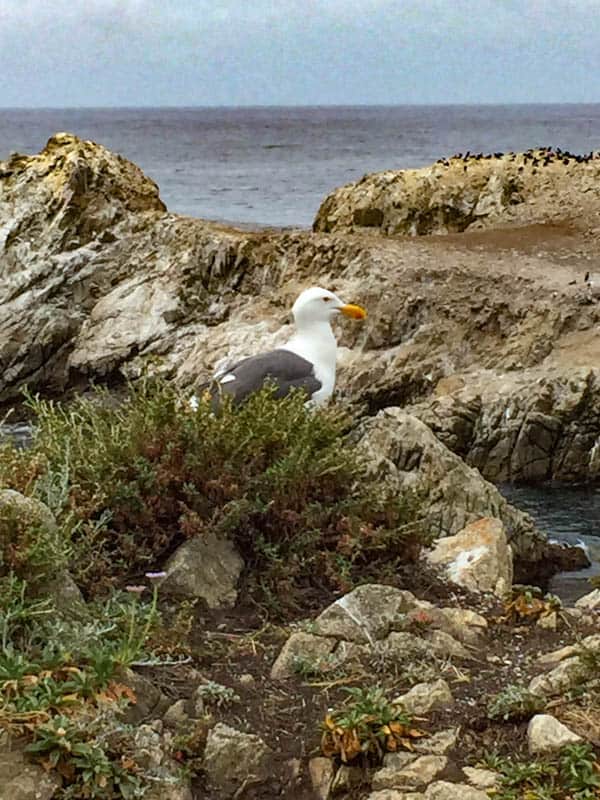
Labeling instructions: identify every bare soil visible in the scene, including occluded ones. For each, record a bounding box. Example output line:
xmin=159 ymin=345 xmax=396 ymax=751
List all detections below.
xmin=140 ymin=561 xmax=600 ymax=799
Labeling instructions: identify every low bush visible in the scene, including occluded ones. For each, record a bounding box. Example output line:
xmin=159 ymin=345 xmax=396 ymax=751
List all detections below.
xmin=9 ymin=379 xmax=426 ymax=609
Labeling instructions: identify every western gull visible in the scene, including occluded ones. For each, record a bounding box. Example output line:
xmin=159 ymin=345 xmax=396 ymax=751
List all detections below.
xmin=195 ymin=286 xmax=366 ymax=408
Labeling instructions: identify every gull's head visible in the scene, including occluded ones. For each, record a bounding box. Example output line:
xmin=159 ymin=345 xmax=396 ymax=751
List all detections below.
xmin=291 ymin=286 xmax=367 ymax=327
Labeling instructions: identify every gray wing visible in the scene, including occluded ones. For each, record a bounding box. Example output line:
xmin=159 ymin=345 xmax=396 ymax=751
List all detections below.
xmin=208 ymin=349 xmax=322 ymax=406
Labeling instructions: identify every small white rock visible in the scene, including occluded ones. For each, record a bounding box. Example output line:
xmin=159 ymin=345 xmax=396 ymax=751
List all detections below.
xmin=527 ymin=714 xmax=582 ymax=755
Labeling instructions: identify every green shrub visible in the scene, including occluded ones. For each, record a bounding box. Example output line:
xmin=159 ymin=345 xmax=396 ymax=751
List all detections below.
xmin=20 ymin=379 xmax=425 ymax=608
xmin=487 ymin=683 xmax=546 ymax=722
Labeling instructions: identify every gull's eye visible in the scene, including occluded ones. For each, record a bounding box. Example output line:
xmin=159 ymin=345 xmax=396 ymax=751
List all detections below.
xmin=322 ymin=297 xmax=331 ymax=302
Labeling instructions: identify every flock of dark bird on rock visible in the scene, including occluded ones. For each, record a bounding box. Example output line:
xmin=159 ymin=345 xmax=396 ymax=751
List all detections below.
xmin=436 ymin=147 xmax=599 ymax=173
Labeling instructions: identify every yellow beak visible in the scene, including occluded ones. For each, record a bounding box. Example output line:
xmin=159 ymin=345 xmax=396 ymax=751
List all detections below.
xmin=340 ymin=303 xmax=367 ymax=320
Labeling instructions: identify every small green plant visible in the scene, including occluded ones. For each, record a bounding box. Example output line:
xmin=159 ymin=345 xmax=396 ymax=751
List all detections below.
xmin=195 ymin=680 xmax=240 ymax=708
xmin=481 ymin=742 xmax=600 ymax=800
xmin=321 ymin=685 xmax=425 ymax=764
xmin=560 ymin=742 xmax=600 ymax=798
xmin=487 ymin=684 xmax=546 ymax=722
xmin=292 ymin=652 xmax=342 ymax=680
xmin=26 ymin=712 xmax=146 ymax=799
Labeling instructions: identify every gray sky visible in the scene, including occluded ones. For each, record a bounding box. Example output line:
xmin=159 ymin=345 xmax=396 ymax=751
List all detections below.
xmin=1 ymin=0 xmax=599 ymax=107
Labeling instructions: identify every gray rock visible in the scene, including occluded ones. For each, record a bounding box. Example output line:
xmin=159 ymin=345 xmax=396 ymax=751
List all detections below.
xmin=162 ymin=699 xmax=190 ymax=728
xmin=393 ymin=679 xmax=454 ymax=716
xmin=425 ymin=781 xmax=489 ymax=800
xmin=528 ymin=656 xmax=589 ymax=697
xmin=372 ymin=756 xmax=448 ymax=790
xmin=117 ymin=667 xmax=169 ymax=723
xmin=527 ymin=714 xmax=582 ymax=755
xmin=270 ymin=632 xmax=337 ymax=679
xmin=462 ymin=767 xmax=499 ymax=789
xmin=203 ymin=723 xmax=272 ymax=793
xmin=309 ymin=756 xmax=335 ymax=800
xmin=425 ymin=630 xmax=472 ymax=660
xmin=313 ymin=584 xmax=420 ymax=644
xmin=0 ymin=746 xmax=60 ymax=800
xmin=368 ymin=792 xmax=426 ymax=800
xmin=160 ymin=532 xmax=243 ymax=608
xmin=355 ymin=409 xmax=544 ymax=564
xmin=413 ymin=728 xmax=459 ymax=756
xmin=575 ymin=589 xmax=600 ymax=610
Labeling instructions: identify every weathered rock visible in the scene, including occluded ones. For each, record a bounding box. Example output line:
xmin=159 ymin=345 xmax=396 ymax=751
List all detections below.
xmin=162 ymin=699 xmax=190 ymax=729
xmin=117 ymin=668 xmax=169 ymax=723
xmin=383 ymin=752 xmax=419 ymax=770
xmin=575 ymin=589 xmax=600 ymax=610
xmin=270 ymin=632 xmax=337 ymax=680
xmin=0 ymin=745 xmax=60 ymax=800
xmin=414 ymin=728 xmax=459 ymax=756
xmin=527 ymin=714 xmax=582 ymax=755
xmin=308 ymin=756 xmax=335 ymax=800
xmin=426 ymin=517 xmax=513 ymax=596
xmin=160 ymin=532 xmax=243 ymax=608
xmin=34 ymin=570 xmax=87 ymax=618
xmin=393 ymin=679 xmax=454 ymax=716
xmin=313 ymin=151 xmax=600 ymax=237
xmin=436 ymin=608 xmax=488 ymax=645
xmin=529 ymin=656 xmax=589 ymax=697
xmin=367 ymin=792 xmax=425 ymax=800
xmin=356 ymin=409 xmax=544 ymax=564
xmin=313 ymin=584 xmax=419 ymax=644
xmin=462 ymin=767 xmax=499 ymax=789
xmin=330 ymin=764 xmax=363 ymax=795
xmin=5 ymin=135 xmax=600 ymax=582
xmin=144 ymin=782 xmax=193 ymax=800
xmin=372 ymin=756 xmax=448 ymax=790
xmin=409 ymin=370 xmax=600 ymax=487
xmin=203 ymin=723 xmax=272 ymax=793
xmin=425 ymin=630 xmax=472 ymax=660
xmin=424 ymin=781 xmax=489 ymax=800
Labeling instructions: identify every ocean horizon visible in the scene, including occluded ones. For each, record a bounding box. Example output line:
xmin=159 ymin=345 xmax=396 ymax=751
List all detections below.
xmin=2 ymin=104 xmax=599 ymax=227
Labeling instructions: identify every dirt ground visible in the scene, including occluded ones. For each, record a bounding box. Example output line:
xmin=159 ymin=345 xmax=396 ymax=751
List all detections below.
xmin=140 ymin=558 xmax=600 ymax=799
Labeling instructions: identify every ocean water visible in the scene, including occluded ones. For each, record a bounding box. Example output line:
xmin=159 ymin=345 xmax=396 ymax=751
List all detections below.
xmin=1 ymin=105 xmax=600 ymax=227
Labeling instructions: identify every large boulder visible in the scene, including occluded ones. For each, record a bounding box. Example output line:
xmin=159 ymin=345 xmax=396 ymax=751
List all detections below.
xmin=409 ymin=368 xmax=600 ymax=484
xmin=355 ymin=409 xmax=544 ymax=565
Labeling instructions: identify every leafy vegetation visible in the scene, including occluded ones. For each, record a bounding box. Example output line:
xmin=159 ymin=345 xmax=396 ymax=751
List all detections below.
xmin=3 ymin=379 xmax=426 ymax=609
xmin=487 ymin=683 xmax=547 ymax=722
xmin=482 ymin=742 xmax=600 ymax=800
xmin=321 ymin=685 xmax=425 ymax=764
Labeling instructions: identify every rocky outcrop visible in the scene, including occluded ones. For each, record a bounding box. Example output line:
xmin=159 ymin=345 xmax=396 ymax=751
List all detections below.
xmin=356 ymin=409 xmax=544 ymax=563
xmin=409 ymin=368 xmax=600 ymax=483
xmin=3 ymin=136 xmax=600 ymax=495
xmin=313 ymin=150 xmax=600 ymax=236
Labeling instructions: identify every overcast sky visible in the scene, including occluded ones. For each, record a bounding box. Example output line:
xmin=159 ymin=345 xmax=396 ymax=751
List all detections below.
xmin=1 ymin=0 xmax=598 ymax=107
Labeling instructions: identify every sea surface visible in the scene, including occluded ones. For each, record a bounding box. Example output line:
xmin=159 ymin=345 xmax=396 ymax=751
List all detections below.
xmin=1 ymin=105 xmax=600 ymax=227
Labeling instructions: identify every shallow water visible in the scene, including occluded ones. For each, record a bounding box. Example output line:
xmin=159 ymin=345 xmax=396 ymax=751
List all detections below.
xmin=2 ymin=105 xmax=600 ymax=227
xmin=499 ymin=483 xmax=600 ymax=604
